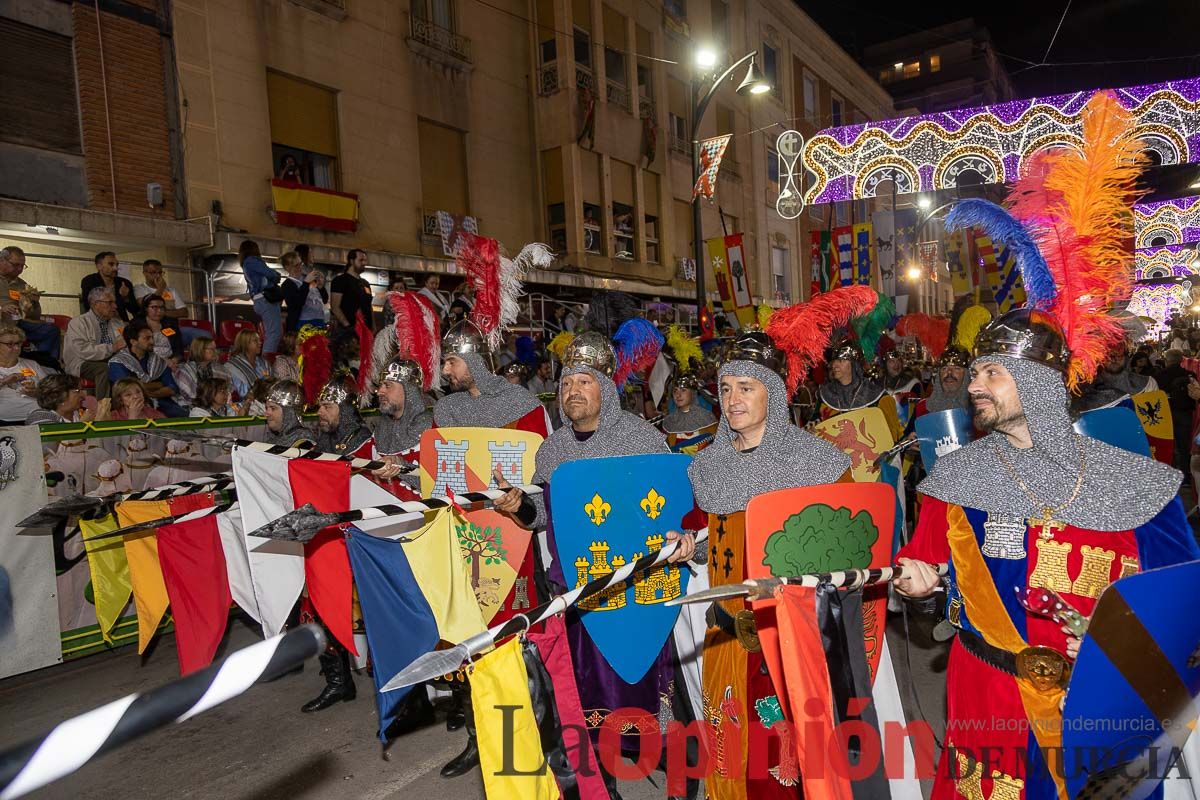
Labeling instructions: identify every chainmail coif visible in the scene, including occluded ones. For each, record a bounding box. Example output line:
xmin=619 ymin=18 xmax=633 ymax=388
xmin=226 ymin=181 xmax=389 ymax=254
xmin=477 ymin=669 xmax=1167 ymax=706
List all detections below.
xmin=918 ymin=356 xmax=1181 ymax=530
xmin=315 ymin=400 xmax=373 ymax=455
xmin=263 ymin=407 xmax=314 ymax=448
xmin=373 ymin=378 xmax=431 ymax=455
xmin=690 ymin=361 xmax=851 ymax=515
xmin=433 ymin=352 xmax=543 ymax=428
xmin=819 ymin=359 xmax=885 ymax=412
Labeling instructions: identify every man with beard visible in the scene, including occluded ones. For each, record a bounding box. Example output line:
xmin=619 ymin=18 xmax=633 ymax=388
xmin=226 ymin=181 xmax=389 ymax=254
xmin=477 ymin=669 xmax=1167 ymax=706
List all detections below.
xmin=688 ymin=329 xmax=850 ymax=799
xmin=1074 ymin=343 xmax=1158 ymax=413
xmin=492 ymin=331 xmax=699 ymax=798
xmin=435 ymin=319 xmax=548 ymax=435
xmin=371 ymin=357 xmax=431 ymax=495
xmin=818 ymin=339 xmax=903 ymax=439
xmin=911 ymin=345 xmax=971 ymax=421
xmin=661 ymin=373 xmax=716 ymax=433
xmin=895 ymin=309 xmax=1199 ymax=800
xmin=261 ymin=380 xmax=314 ymax=448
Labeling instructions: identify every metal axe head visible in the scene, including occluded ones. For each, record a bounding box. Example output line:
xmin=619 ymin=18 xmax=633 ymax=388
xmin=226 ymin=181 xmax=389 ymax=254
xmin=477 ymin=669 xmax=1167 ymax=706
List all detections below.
xmin=249 ymin=504 xmax=342 ymax=542
xmin=18 ymin=494 xmax=103 ymax=528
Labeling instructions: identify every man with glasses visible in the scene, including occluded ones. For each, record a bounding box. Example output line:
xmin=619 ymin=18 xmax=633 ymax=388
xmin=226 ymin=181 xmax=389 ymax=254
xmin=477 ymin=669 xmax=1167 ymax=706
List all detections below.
xmin=0 ymin=322 xmax=47 ymax=422
xmin=64 ymin=287 xmax=126 ymax=398
xmin=80 ymin=251 xmax=139 ymax=321
xmin=133 ymin=259 xmax=186 ymax=312
xmin=0 ymin=245 xmax=61 ymax=363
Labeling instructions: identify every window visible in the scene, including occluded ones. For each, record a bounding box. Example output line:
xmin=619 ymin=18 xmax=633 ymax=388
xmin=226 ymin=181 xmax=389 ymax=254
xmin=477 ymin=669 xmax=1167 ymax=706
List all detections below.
xmin=412 ymin=0 xmax=455 ymax=30
xmin=536 ymin=0 xmax=556 ymax=63
xmin=644 ymin=172 xmax=661 ymax=263
xmin=574 ymin=27 xmax=591 ymax=68
xmin=417 ymin=118 xmax=469 ymax=216
xmin=638 ymin=65 xmax=653 ymax=99
xmin=667 ymin=77 xmax=689 ymax=153
xmin=902 ymin=60 xmax=920 ymax=79
xmin=612 ymin=159 xmax=635 ymax=259
xmin=603 ymin=6 xmax=627 ymax=87
xmin=267 ymin=71 xmax=340 ymax=190
xmin=605 ymin=48 xmax=627 ymax=85
xmin=664 ymin=0 xmax=686 ymax=23
xmin=762 ymin=44 xmax=779 ymax=95
xmin=830 ymin=94 xmax=843 ymax=127
xmin=710 ymin=0 xmax=728 ymax=45
xmin=766 ymin=146 xmax=780 ymax=198
xmin=0 ymin=18 xmax=81 ymax=154
xmin=878 ymin=69 xmax=890 ymax=84
xmin=803 ymin=73 xmax=818 ymax=123
xmin=674 ymin=199 xmax=694 ymax=265
xmin=581 ymin=150 xmax=602 ymax=254
xmin=929 ymin=53 xmax=941 ymax=72
xmin=771 ymin=246 xmax=790 ymax=302
xmin=543 ymin=148 xmax=566 ymax=251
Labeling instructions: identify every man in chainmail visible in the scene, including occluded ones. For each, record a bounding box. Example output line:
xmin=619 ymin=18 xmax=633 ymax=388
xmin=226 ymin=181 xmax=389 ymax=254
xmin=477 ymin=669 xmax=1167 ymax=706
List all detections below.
xmin=688 ymin=330 xmax=850 ymax=797
xmin=434 ymin=320 xmax=547 ymax=433
xmin=313 ymin=375 xmax=373 ymax=458
xmin=1073 ymin=342 xmax=1158 ymax=413
xmin=895 ymin=309 xmax=1199 ymax=800
xmin=661 ymin=373 xmax=716 ymax=433
xmin=261 ymin=380 xmax=314 ymax=449
xmin=911 ymin=344 xmax=972 ymax=423
xmin=492 ymin=331 xmax=699 ymax=798
xmin=370 ymin=357 xmax=431 ymax=495
xmin=818 ymin=338 xmax=903 ymax=440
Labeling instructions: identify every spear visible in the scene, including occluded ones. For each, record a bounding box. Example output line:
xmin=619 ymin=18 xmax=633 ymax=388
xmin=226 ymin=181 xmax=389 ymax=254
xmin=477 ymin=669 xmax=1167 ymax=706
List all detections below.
xmin=663 ymin=562 xmax=950 ymax=606
xmin=18 ymin=474 xmax=236 ymax=529
xmin=381 ymin=531 xmax=701 ymax=692
xmin=80 ymin=493 xmax=240 ymax=543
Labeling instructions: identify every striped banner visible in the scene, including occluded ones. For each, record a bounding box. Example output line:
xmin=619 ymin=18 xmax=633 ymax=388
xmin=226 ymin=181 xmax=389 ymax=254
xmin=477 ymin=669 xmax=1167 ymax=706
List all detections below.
xmin=992 ymin=245 xmax=1026 ymax=312
xmin=834 ymin=226 xmax=854 ymax=286
xmin=810 ymin=230 xmax=833 ymax=293
xmin=853 ymin=222 xmax=874 ymax=286
xmin=945 ymin=229 xmax=973 ymax=294
xmin=973 ymin=229 xmax=1003 ymax=302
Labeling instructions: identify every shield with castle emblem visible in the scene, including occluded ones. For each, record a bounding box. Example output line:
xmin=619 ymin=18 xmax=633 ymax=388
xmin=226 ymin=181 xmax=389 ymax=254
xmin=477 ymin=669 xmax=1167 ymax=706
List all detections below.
xmin=814 ymin=407 xmax=895 ymax=482
xmin=419 ymin=427 xmax=544 ymax=624
xmin=1074 ymin=406 xmax=1152 ymax=458
xmin=549 ymin=453 xmax=694 ymax=683
xmin=915 ymin=408 xmax=975 ymax=471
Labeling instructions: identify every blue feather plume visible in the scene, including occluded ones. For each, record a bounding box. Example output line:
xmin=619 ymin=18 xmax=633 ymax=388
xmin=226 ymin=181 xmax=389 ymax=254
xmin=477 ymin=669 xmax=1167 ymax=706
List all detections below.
xmin=944 ymin=198 xmax=1056 ymax=310
xmin=612 ymin=318 xmax=665 ymax=389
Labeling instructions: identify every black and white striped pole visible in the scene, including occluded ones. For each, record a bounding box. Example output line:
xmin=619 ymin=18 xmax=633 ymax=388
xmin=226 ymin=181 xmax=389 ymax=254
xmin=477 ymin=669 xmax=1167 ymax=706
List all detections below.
xmin=0 ymin=625 xmax=324 ymax=800
xmin=663 ymin=562 xmax=951 ymax=606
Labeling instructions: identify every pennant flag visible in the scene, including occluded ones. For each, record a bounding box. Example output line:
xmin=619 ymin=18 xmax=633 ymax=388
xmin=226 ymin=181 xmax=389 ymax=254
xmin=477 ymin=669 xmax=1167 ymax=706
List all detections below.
xmin=115 ymin=499 xmax=173 ymax=653
xmin=893 ymin=208 xmax=918 ymax=270
xmin=214 ymin=508 xmax=259 ymax=624
xmin=852 ymin=222 xmax=873 ymax=286
xmin=436 ymin=210 xmax=480 ymax=258
xmin=471 ymin=638 xmax=560 ymax=800
xmin=292 ymin=458 xmax=357 ymax=655
xmin=707 ymin=236 xmax=737 ymax=314
xmin=725 ymin=234 xmax=756 ymax=328
xmin=810 ymin=230 xmax=833 ymax=294
xmin=157 ymin=507 xmax=233 ymax=675
xmin=79 ymin=513 xmax=132 ymax=643
xmin=834 ymin=226 xmax=854 ymax=286
xmin=346 ymin=508 xmax=486 ymax=739
xmin=917 ymin=241 xmax=939 ymax=273
xmin=945 ymin=229 xmax=972 ymax=294
xmin=871 ymin=211 xmax=896 ymax=298
xmin=693 ymin=134 xmax=733 ymax=200
xmin=972 ymin=229 xmax=1002 ymax=303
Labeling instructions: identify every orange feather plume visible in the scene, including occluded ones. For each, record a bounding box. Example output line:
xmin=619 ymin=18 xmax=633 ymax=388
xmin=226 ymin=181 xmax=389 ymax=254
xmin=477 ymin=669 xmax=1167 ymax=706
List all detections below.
xmin=1007 ymin=91 xmax=1145 ymax=390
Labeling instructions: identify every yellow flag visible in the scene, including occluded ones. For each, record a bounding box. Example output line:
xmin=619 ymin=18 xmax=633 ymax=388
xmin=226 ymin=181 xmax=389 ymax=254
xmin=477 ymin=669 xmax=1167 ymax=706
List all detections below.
xmin=79 ymin=513 xmax=133 ymax=643
xmin=471 ymin=638 xmax=558 ymax=800
xmin=115 ymin=500 xmax=172 ymax=653
xmin=405 ymin=509 xmax=486 ymax=644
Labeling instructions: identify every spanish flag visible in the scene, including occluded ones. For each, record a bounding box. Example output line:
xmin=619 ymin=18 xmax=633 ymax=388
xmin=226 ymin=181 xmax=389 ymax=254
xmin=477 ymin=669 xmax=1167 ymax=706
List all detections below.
xmin=270 ymin=179 xmax=359 ymax=233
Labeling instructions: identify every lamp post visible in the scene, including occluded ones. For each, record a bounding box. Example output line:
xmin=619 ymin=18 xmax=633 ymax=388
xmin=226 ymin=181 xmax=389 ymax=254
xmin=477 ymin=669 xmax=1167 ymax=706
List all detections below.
xmin=691 ymin=49 xmax=771 ymax=322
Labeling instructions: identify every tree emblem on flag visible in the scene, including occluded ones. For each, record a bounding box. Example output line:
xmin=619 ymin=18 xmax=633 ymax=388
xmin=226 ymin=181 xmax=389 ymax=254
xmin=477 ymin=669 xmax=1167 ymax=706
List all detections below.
xmin=456 ymin=520 xmax=507 ymax=587
xmin=761 ymin=504 xmax=878 ymax=576
xmin=692 ymin=134 xmax=733 ymax=200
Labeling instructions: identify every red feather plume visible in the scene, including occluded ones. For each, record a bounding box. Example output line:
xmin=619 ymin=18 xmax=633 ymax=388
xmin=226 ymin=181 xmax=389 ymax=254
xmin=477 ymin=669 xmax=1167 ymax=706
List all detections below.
xmin=896 ymin=313 xmax=950 ymax=360
xmin=457 ymin=234 xmax=502 ymax=343
xmin=392 ymin=292 xmax=440 ymax=391
xmin=765 ymin=285 xmax=878 ymax=395
xmin=298 ymin=330 xmax=332 ymax=406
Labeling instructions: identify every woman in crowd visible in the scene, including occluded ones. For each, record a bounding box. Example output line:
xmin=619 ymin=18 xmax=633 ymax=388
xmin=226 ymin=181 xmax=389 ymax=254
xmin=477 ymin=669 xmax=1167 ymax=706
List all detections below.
xmin=189 ymin=376 xmax=235 ymax=418
xmin=239 ymin=239 xmax=282 ymax=355
xmin=227 ymin=329 xmax=271 ymax=400
xmin=175 ymin=336 xmax=228 ymax=407
xmin=273 ymin=332 xmax=300 ymax=382
xmin=109 ymin=378 xmax=163 ymax=421
xmin=27 ymin=374 xmax=108 ymax=425
xmin=133 ymin=293 xmax=183 ymax=364
xmin=242 ymin=378 xmax=274 ymax=417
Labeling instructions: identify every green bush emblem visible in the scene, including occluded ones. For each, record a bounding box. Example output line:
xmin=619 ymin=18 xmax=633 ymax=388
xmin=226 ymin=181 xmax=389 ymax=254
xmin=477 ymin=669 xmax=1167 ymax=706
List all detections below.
xmin=761 ymin=504 xmax=877 ymax=576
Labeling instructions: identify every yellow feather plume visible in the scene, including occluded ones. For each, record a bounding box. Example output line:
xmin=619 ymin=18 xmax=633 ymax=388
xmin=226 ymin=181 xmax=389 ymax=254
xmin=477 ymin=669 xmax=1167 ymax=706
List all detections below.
xmin=953 ymin=305 xmax=992 ymax=351
xmin=665 ymin=325 xmax=703 ymax=369
xmin=756 ymin=304 xmax=775 ymax=328
xmin=547 ymin=330 xmax=575 ymax=358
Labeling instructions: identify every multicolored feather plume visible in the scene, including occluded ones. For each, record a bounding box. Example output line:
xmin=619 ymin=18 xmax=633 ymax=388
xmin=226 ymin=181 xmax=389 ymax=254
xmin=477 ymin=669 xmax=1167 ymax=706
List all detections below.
xmin=765 ymin=285 xmax=878 ymax=395
xmin=613 ymin=318 xmax=664 ymax=389
xmin=457 ymin=236 xmax=550 ymax=350
xmin=944 ymin=199 xmax=1056 ymax=310
xmin=896 ymin=313 xmax=950 ymax=360
xmin=850 ymin=290 xmax=895 ymax=360
xmin=369 ymin=292 xmax=441 ymax=393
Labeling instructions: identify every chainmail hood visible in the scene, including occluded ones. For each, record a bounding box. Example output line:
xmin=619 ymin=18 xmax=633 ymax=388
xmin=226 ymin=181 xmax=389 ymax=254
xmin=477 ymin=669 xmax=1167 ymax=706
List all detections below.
xmin=690 ymin=361 xmax=851 ymax=514
xmin=315 ymin=401 xmax=372 ymax=455
xmin=819 ymin=360 xmax=885 ymax=412
xmin=1073 ymin=355 xmax=1152 ymax=413
xmin=662 ymin=404 xmax=716 ymax=433
xmin=264 ymin=407 xmax=314 ymax=448
xmin=374 ymin=378 xmax=432 ymax=455
xmin=925 ymin=368 xmax=971 ymax=413
xmin=434 ymin=351 xmax=543 ymax=428
xmin=918 ymin=356 xmax=1181 ymax=530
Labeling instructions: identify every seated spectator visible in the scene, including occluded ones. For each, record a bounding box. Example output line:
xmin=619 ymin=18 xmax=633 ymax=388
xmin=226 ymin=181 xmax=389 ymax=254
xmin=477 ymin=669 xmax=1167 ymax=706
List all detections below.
xmin=175 ymin=336 xmax=228 ymax=407
xmin=108 ymin=321 xmax=186 ymax=417
xmin=133 ymin=259 xmax=186 ymax=311
xmin=239 ymin=239 xmax=282 ymax=355
xmin=64 ymin=286 xmax=127 ymax=398
xmin=132 ymin=294 xmax=183 ymax=363
xmin=227 ymin=329 xmax=271 ymax=400
xmin=418 ymin=273 xmax=448 ymax=320
xmin=273 ymin=332 xmax=300 ymax=382
xmin=189 ymin=375 xmax=234 ymax=418
xmin=281 ymin=251 xmax=327 ymax=332
xmin=528 ymin=358 xmax=557 ymax=396
xmin=0 ymin=245 xmax=61 ymax=364
xmin=0 ymin=322 xmax=47 ymax=422
xmin=81 ymin=251 xmax=139 ymax=321
xmin=242 ymin=378 xmax=274 ymax=417
xmin=27 ymin=374 xmax=106 ymax=425
xmin=110 ymin=377 xmax=163 ymax=421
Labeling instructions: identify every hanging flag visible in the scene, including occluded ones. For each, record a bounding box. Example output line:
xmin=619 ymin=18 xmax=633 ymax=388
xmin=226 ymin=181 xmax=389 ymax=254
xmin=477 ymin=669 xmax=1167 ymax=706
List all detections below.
xmin=945 ymin=229 xmax=972 ymax=294
xmin=706 ymin=236 xmax=737 ymax=313
xmin=972 ymin=229 xmax=1002 ymax=304
xmin=918 ymin=241 xmax=939 ymax=284
xmin=893 ymin=208 xmax=918 ymax=276
xmin=471 ymin=638 xmax=560 ymax=800
xmin=79 ymin=513 xmax=132 ymax=644
xmin=692 ymin=134 xmax=734 ymax=200
xmin=115 ymin=498 xmax=173 ymax=653
xmin=872 ymin=211 xmax=897 ymax=298
xmin=992 ymin=244 xmax=1026 ymax=312
xmin=724 ymin=234 xmax=755 ymax=327
xmin=213 ymin=508 xmax=259 ymax=625
xmin=833 ymin=226 xmax=853 ymax=286
xmin=436 ymin=211 xmax=480 ymax=258
xmin=345 ymin=509 xmax=486 ymax=739
xmin=852 ymin=222 xmax=874 ymax=286
xmin=157 ymin=506 xmax=233 ymax=676
xmin=810 ymin=230 xmax=833 ymax=294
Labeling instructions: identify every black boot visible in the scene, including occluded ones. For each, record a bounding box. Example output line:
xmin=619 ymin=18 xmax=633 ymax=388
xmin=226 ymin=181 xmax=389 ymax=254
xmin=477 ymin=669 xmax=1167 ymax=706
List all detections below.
xmin=301 ymin=648 xmax=356 ymax=713
xmin=440 ymin=690 xmax=479 ymax=777
xmin=384 ymin=685 xmax=435 ymax=738
xmin=445 ymin=684 xmax=467 ymax=732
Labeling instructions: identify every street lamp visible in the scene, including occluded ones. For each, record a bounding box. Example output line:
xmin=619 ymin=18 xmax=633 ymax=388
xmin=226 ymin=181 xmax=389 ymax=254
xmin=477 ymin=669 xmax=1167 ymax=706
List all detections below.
xmin=692 ymin=50 xmax=771 ymax=322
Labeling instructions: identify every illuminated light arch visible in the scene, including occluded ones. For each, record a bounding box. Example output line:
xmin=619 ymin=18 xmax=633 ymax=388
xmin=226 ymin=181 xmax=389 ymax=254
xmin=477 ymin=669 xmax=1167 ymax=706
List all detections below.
xmin=855 ymin=159 xmax=919 ymax=199
xmin=1016 ymin=133 xmax=1084 ymax=173
xmin=1135 ymin=197 xmax=1200 ymax=250
xmin=933 ymin=147 xmax=1005 ymax=190
xmin=1136 ymin=125 xmax=1185 ymax=166
xmin=1137 ymin=225 xmax=1180 ymax=249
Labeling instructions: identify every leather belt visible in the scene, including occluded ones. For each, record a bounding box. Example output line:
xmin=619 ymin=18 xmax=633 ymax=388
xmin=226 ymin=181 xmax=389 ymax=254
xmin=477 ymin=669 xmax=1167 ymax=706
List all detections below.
xmin=958 ymin=629 xmax=1071 ymax=690
xmin=959 ymin=629 xmax=1018 ymax=676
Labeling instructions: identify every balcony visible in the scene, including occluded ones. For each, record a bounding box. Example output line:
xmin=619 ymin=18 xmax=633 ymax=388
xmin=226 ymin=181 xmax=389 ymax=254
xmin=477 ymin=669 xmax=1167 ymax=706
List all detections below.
xmin=576 ymin=66 xmax=595 ymax=94
xmin=668 ymin=131 xmax=690 ymax=156
xmin=270 ymin=180 xmax=358 ymax=233
xmin=421 ymin=208 xmax=481 ymax=255
xmin=408 ymin=16 xmax=472 ymax=63
xmin=606 ymin=80 xmax=629 ymax=110
xmin=538 ymin=63 xmax=560 ymax=96
xmin=638 ymin=96 xmax=655 ymax=120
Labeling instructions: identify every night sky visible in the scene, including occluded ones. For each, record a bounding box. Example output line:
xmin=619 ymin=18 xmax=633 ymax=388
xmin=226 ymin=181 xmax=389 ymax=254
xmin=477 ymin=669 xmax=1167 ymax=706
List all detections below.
xmin=794 ymin=0 xmax=1200 ymax=98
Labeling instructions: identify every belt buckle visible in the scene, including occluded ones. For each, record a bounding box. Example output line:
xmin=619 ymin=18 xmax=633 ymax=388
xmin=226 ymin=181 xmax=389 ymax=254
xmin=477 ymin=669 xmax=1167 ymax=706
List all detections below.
xmin=1015 ymin=645 xmax=1070 ymax=691
xmin=733 ymin=610 xmax=761 ymax=653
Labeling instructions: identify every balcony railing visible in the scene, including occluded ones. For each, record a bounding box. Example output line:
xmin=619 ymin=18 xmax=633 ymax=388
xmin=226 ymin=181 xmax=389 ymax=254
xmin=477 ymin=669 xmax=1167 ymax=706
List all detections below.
xmin=638 ymin=96 xmax=655 ymax=119
xmin=409 ymin=16 xmax=472 ymax=62
xmin=538 ymin=63 xmax=560 ymax=96
xmin=606 ymin=80 xmax=629 ymax=109
xmin=576 ymin=67 xmax=595 ymax=94
xmin=668 ymin=131 xmax=690 ymax=155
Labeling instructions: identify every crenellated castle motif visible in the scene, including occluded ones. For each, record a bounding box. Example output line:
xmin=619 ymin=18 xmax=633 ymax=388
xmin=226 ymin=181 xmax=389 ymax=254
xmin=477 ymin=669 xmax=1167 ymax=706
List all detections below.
xmin=574 ymin=534 xmax=681 ymax=610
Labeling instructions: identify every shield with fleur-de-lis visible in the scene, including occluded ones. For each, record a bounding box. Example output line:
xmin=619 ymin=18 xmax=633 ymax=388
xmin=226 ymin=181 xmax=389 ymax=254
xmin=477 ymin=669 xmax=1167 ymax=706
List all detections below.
xmin=549 ymin=453 xmax=694 ymax=683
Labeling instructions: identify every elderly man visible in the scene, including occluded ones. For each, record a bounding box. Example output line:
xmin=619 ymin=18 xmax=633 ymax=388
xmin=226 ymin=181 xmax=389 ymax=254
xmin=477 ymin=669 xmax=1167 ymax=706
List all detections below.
xmin=261 ymin=380 xmax=314 ymax=448
xmin=133 ymin=259 xmax=186 ymax=311
xmin=64 ymin=287 xmax=126 ymax=398
xmin=0 ymin=245 xmax=61 ymax=362
xmin=108 ymin=321 xmax=186 ymax=417
xmin=0 ymin=322 xmax=48 ymax=422
xmin=81 ymin=251 xmax=138 ymax=321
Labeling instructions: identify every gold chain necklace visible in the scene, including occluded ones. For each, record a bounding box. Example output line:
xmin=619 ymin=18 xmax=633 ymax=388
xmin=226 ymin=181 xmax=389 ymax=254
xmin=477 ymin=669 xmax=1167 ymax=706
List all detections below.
xmin=992 ymin=438 xmax=1087 ymax=541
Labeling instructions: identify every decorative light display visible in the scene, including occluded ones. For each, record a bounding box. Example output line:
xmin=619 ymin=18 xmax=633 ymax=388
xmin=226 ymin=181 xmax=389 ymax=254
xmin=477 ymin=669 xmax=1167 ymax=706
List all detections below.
xmin=1134 ymin=196 xmax=1200 ymax=249
xmin=1128 ymin=282 xmax=1191 ymax=338
xmin=802 ymin=78 xmax=1200 ymax=204
xmin=1135 ymin=244 xmax=1199 ymax=280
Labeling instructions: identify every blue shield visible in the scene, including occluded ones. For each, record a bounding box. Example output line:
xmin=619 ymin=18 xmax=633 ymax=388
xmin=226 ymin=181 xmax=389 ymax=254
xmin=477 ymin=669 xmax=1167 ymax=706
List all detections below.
xmin=915 ymin=408 xmax=974 ymax=471
xmin=549 ymin=453 xmax=693 ymax=683
xmin=1063 ymin=560 xmax=1200 ymax=800
xmin=1074 ymin=406 xmax=1152 ymax=458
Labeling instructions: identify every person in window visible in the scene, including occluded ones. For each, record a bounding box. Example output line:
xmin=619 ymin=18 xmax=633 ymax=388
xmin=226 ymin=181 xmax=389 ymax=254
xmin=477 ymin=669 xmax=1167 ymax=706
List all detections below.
xmin=132 ymin=294 xmax=183 ymax=364
xmin=227 ymin=329 xmax=272 ymax=400
xmin=277 ymin=154 xmax=303 ymax=183
xmin=80 ymin=251 xmax=139 ymax=321
xmin=109 ymin=378 xmax=164 ymax=421
xmin=189 ymin=376 xmax=235 ymax=418
xmin=239 ymin=240 xmax=283 ymax=356
xmin=273 ymin=332 xmax=301 ymax=382
xmin=133 ymin=259 xmax=186 ymax=312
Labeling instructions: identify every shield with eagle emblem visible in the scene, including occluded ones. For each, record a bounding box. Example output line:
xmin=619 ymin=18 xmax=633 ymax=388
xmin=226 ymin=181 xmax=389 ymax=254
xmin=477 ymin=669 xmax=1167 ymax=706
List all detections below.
xmin=1132 ymin=389 xmax=1174 ymax=466
xmin=549 ymin=453 xmax=693 ymax=683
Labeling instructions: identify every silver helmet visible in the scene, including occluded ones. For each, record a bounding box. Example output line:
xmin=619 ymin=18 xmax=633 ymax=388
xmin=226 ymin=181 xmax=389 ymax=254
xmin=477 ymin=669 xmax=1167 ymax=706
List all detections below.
xmin=974 ymin=308 xmax=1068 ymax=372
xmin=266 ymin=379 xmax=303 ymax=408
xmin=316 ymin=374 xmax=356 ymax=406
xmin=826 ymin=337 xmax=862 ymax=364
xmin=561 ymin=330 xmax=616 ymax=376
xmin=721 ymin=329 xmax=787 ymax=381
xmin=379 ymin=357 xmax=424 ymax=388
xmin=442 ymin=319 xmax=494 ymax=371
